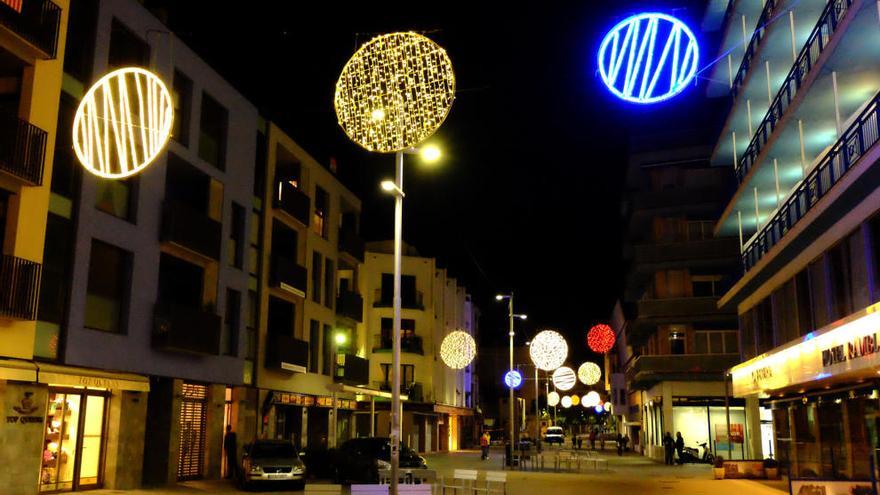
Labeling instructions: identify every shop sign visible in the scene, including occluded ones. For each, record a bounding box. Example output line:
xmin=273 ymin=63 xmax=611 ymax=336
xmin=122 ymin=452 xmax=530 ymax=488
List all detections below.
xmin=731 ymin=303 xmax=880 ymax=397
xmin=789 ymin=480 xmax=876 ymax=495
xmin=714 ymin=424 xmax=744 ymax=445
xmin=7 ymin=391 xmax=43 ymax=425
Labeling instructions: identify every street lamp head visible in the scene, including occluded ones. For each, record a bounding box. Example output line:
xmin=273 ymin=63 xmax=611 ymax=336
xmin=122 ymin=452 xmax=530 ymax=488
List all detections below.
xmin=335 ymin=333 xmax=348 ymax=345
xmin=518 ymin=314 xmax=528 ymax=320
xmin=420 ymin=144 xmax=441 ymax=163
xmin=381 ymin=180 xmax=396 ymax=192
xmin=495 ymin=294 xmax=510 ymax=301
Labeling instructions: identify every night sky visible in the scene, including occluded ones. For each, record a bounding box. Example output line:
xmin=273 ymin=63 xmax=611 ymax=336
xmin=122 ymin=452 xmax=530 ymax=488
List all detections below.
xmin=154 ymin=1 xmax=723 ymax=359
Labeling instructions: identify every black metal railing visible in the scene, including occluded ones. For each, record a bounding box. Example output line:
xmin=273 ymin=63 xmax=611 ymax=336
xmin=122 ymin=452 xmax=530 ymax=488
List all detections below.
xmin=742 ymin=88 xmax=880 ymax=272
xmin=160 ymin=200 xmax=222 ymax=260
xmin=730 ymin=0 xmax=782 ymax=99
xmin=338 ymin=227 xmax=365 ymax=261
xmin=269 ymin=254 xmax=307 ymax=294
xmin=336 ymin=289 xmax=363 ymax=322
xmin=0 ymin=111 xmax=47 ymax=185
xmin=273 ymin=181 xmax=310 ymax=226
xmin=152 ymin=302 xmax=221 ymax=355
xmin=735 ymin=0 xmax=853 ymax=183
xmin=0 ymin=254 xmax=40 ymax=320
xmin=377 ymin=381 xmax=423 ymax=401
xmin=0 ymin=0 xmax=61 ymax=58
xmin=335 ymin=353 xmax=369 ymax=386
xmin=265 ymin=333 xmax=309 ymax=372
xmin=373 ymin=289 xmax=424 ymax=310
xmin=373 ymin=334 xmax=423 ymax=355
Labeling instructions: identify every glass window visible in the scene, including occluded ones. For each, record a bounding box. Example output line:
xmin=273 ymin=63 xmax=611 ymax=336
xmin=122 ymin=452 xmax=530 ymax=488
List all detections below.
xmin=324 ymin=259 xmax=334 ymax=309
xmin=313 ymin=187 xmax=328 ymax=238
xmin=668 ymin=331 xmax=685 ymax=354
xmin=223 ymin=289 xmax=240 ymax=356
xmin=795 ymin=270 xmax=814 ymax=336
xmin=311 ymin=252 xmax=322 ymax=303
xmin=172 ymin=70 xmax=192 ymax=146
xmin=828 ymin=239 xmax=853 ymax=320
xmin=157 ymin=253 xmax=203 ymax=309
xmin=95 ymin=177 xmax=136 ymax=222
xmin=228 ymin=202 xmax=245 ymax=269
xmin=322 ymin=323 xmax=332 ymax=376
xmin=198 ymin=93 xmax=228 ymax=170
xmin=63 ymin=0 xmax=97 ymax=82
xmin=309 ymin=320 xmax=319 ymax=373
xmin=107 ymin=19 xmax=149 ymax=68
xmin=693 ymin=332 xmax=707 ymax=354
xmin=267 ymin=296 xmax=294 ymax=336
xmin=52 ymin=96 xmax=81 ymax=199
xmin=84 ymin=240 xmax=131 ymax=333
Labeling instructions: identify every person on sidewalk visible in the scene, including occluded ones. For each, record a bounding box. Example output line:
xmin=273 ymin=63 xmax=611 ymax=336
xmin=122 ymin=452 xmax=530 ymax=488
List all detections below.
xmin=663 ymin=432 xmax=674 ymax=465
xmin=616 ymin=433 xmax=623 ymax=456
xmin=223 ymin=424 xmax=237 ymax=479
xmin=589 ymin=428 xmax=597 ymax=450
xmin=675 ymin=432 xmax=685 ymax=464
xmin=480 ymin=431 xmax=491 ymax=460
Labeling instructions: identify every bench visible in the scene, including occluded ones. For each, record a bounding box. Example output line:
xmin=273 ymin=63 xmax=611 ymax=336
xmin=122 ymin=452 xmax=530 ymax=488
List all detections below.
xmin=304 ymin=484 xmax=343 ymax=495
xmin=473 ymin=471 xmax=507 ymax=495
xmin=440 ymin=469 xmax=478 ymax=494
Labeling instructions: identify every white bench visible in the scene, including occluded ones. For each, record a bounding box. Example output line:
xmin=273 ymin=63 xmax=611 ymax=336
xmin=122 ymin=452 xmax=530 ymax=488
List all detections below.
xmin=440 ymin=469 xmax=478 ymax=494
xmin=351 ymin=484 xmax=389 ymax=495
xmin=304 ymin=484 xmax=343 ymax=495
xmin=399 ymin=484 xmax=433 ymax=495
xmin=473 ymin=471 xmax=507 ymax=495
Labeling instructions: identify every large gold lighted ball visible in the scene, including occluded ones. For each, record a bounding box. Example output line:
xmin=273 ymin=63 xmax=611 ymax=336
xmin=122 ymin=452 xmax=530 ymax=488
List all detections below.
xmin=334 ymin=32 xmax=455 ymax=153
xmin=440 ymin=330 xmax=476 ymax=369
xmin=578 ymin=362 xmax=602 ymax=386
xmin=529 ymin=330 xmax=569 ymax=371
xmin=73 ymin=67 xmax=174 ymax=179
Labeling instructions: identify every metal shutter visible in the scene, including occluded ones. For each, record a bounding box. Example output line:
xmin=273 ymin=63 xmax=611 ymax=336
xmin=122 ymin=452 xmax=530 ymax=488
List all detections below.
xmin=177 ymin=383 xmax=207 ymax=481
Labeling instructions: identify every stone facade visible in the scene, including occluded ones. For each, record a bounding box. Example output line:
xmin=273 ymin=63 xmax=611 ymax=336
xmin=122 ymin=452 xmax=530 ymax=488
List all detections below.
xmin=103 ymin=390 xmax=147 ymax=489
xmin=0 ymin=382 xmax=47 ymax=495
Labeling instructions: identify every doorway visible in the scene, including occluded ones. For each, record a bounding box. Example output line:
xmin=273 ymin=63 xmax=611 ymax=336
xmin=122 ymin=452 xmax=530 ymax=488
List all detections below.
xmin=177 ymin=383 xmax=207 ymax=481
xmin=40 ymin=390 xmax=108 ymax=492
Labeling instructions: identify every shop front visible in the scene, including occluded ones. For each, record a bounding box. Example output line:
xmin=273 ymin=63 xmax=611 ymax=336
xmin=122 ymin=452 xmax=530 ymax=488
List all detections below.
xmin=731 ymin=301 xmax=880 ymax=478
xmin=263 ymin=390 xmax=357 ymax=449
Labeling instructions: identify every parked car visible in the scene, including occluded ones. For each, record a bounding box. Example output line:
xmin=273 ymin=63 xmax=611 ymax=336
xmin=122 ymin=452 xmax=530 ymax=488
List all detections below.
xmin=334 ymin=437 xmax=427 ymax=484
xmin=239 ymin=439 xmax=306 ymax=490
xmin=543 ymin=426 xmax=565 ymax=444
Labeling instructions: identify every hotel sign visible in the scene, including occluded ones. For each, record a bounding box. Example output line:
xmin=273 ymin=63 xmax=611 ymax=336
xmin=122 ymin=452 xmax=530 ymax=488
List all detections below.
xmin=731 ymin=303 xmax=880 ymax=397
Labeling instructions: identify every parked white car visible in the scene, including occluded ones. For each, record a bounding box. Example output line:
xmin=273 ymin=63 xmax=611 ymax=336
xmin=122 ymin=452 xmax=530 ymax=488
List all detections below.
xmin=543 ymin=426 xmax=565 ymax=444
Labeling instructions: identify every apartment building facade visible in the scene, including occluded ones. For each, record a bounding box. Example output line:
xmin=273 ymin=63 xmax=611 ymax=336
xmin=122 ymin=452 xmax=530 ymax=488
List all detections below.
xmin=707 ymin=0 xmax=880 ymax=479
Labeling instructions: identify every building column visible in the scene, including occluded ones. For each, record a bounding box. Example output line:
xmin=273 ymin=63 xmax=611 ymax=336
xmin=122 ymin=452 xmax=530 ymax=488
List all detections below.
xmin=301 ymin=407 xmax=309 ymax=448
xmin=370 ymin=397 xmax=376 ymax=436
xmin=745 ymin=397 xmax=763 ymax=460
xmin=662 ymin=384 xmax=674 ymax=462
xmin=329 ymin=393 xmax=338 ymax=448
xmin=205 ymin=384 xmax=226 ymax=479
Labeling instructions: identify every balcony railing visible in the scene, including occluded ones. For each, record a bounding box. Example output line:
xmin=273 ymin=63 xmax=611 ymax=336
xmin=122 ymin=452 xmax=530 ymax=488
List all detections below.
xmin=633 ymin=237 xmax=740 ymax=266
xmin=373 ymin=289 xmax=424 ymax=310
xmin=335 ymin=353 xmax=369 ymax=386
xmin=0 ymin=0 xmax=61 ymax=58
xmin=0 ymin=254 xmax=40 ymax=320
xmin=273 ymin=181 xmax=310 ymax=226
xmin=742 ymin=88 xmax=880 ymax=272
xmin=152 ymin=302 xmax=221 ymax=355
xmin=336 ymin=289 xmax=363 ymax=322
xmin=338 ymin=227 xmax=365 ymax=261
xmin=265 ymin=333 xmax=309 ymax=373
xmin=0 ymin=111 xmax=47 ymax=185
xmin=735 ymin=0 xmax=853 ymax=183
xmin=730 ymin=0 xmax=782 ymax=99
xmin=634 ymin=297 xmax=724 ymax=319
xmin=376 ymin=381 xmax=423 ymax=402
xmin=269 ymin=254 xmax=307 ymax=295
xmin=373 ymin=334 xmax=423 ymax=355
xmin=160 ymin=200 xmax=222 ymax=260
xmin=625 ymin=354 xmax=740 ymax=388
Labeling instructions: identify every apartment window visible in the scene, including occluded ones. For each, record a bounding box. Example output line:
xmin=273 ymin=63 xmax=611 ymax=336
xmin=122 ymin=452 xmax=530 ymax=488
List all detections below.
xmin=228 ymin=202 xmax=245 ymax=269
xmin=685 ymin=220 xmax=714 ymax=241
xmin=324 ymin=259 xmax=334 ymax=309
xmin=311 ymin=252 xmax=322 ymax=303
xmin=794 ymin=270 xmax=814 ymax=336
xmin=740 ymin=309 xmax=757 ymax=360
xmin=772 ymin=279 xmax=800 ymax=346
xmin=35 ymin=214 xmax=75 ymax=360
xmin=95 ymin=177 xmax=137 ymax=222
xmin=322 ymin=323 xmax=333 ymax=376
xmin=693 ymin=330 xmax=738 ymax=354
xmin=157 ymin=253 xmax=203 ymax=308
xmin=692 ymin=275 xmax=723 ymax=297
xmin=313 ymin=187 xmax=328 ymax=238
xmin=380 ymin=318 xmax=416 ymax=341
xmin=267 ymin=296 xmax=295 ymax=336
xmin=51 ymin=96 xmax=81 ymax=199
xmin=249 ymin=211 xmax=261 ymax=277
xmin=809 ymin=257 xmax=832 ymax=328
xmin=84 ymin=240 xmax=131 ymax=333
xmin=309 ymin=320 xmax=320 ymax=373
xmin=107 ymin=19 xmax=149 ymax=68
xmin=828 ymin=239 xmax=854 ymax=320
xmin=245 ymin=290 xmax=258 ymax=383
xmin=380 ymin=273 xmax=418 ymax=306
xmin=63 ymin=0 xmax=97 ymax=82
xmin=198 ymin=93 xmax=228 ymax=170
xmin=223 ymin=289 xmax=240 ymax=356
xmin=172 ymin=70 xmax=193 ymax=146
xmin=668 ymin=331 xmax=685 ymax=355
xmin=380 ymin=364 xmax=415 ymax=387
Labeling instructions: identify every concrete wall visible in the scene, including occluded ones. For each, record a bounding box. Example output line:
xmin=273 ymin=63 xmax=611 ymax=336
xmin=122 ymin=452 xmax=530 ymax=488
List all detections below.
xmin=104 ymin=390 xmax=147 ymax=489
xmin=0 ymin=382 xmax=46 ymax=495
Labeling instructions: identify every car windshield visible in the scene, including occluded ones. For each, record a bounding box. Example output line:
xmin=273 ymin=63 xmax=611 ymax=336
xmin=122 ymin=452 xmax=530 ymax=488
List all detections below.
xmin=250 ymin=443 xmax=296 ymax=458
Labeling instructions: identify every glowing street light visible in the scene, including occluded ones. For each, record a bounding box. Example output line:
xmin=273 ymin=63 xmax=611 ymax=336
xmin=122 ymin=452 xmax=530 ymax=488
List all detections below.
xmin=420 ymin=144 xmax=442 ymax=163
xmin=334 ymin=333 xmax=348 ymax=345
xmin=496 ymin=293 xmax=526 ymax=464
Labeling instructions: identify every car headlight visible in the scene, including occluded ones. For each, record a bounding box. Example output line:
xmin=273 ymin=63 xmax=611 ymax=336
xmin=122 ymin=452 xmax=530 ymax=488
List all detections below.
xmin=249 ymin=464 xmax=263 ymax=474
xmin=377 ymin=459 xmax=391 ymax=470
xmin=292 ymin=464 xmax=305 ymax=474
xmin=418 ymin=456 xmax=427 ymax=467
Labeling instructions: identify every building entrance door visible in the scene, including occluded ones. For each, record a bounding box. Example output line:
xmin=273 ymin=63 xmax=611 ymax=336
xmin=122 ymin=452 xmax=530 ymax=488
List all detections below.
xmin=40 ymin=390 xmax=108 ymax=492
xmin=177 ymin=383 xmax=207 ymax=481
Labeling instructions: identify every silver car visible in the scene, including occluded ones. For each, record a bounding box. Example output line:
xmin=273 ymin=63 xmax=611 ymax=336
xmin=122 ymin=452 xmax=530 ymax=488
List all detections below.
xmin=543 ymin=426 xmax=565 ymax=444
xmin=240 ymin=439 xmax=306 ymax=489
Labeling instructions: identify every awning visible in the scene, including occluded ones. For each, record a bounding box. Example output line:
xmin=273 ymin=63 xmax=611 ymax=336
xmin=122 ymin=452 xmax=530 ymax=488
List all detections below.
xmin=328 ymin=383 xmax=408 ymax=401
xmin=433 ymin=404 xmax=474 ymax=416
xmin=0 ymin=358 xmax=37 ymax=382
xmin=36 ymin=363 xmax=150 ymax=392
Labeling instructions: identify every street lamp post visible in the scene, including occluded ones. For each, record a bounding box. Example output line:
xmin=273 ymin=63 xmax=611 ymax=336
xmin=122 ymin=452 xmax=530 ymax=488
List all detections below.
xmin=496 ymin=293 xmax=525 ymax=465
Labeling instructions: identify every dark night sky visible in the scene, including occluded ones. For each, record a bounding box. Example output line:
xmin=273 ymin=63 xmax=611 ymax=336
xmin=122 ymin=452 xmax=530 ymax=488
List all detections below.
xmin=156 ymin=1 xmax=722 ymax=359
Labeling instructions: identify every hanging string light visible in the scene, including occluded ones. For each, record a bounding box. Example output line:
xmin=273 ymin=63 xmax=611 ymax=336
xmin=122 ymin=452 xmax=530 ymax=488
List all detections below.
xmin=578 ymin=362 xmax=602 ymax=386
xmin=552 ymin=366 xmax=577 ymax=391
xmin=587 ymin=324 xmax=616 ymax=354
xmin=440 ymin=330 xmax=476 ymax=369
xmin=547 ymin=391 xmax=560 ymax=407
xmin=529 ymin=330 xmax=569 ymax=371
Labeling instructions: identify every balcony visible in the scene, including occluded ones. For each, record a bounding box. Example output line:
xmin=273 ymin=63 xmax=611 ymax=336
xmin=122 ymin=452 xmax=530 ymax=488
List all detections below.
xmin=0 ymin=254 xmax=40 ymax=320
xmin=269 ymin=255 xmax=307 ymax=295
xmin=264 ymin=333 xmax=309 ymax=373
xmin=373 ymin=289 xmax=424 ymax=310
xmin=152 ymin=302 xmax=221 ymax=355
xmin=0 ymin=111 xmax=47 ymax=185
xmin=336 ymin=290 xmax=363 ymax=322
xmin=376 ymin=381 xmax=423 ymax=402
xmin=338 ymin=227 xmax=365 ymax=262
xmin=0 ymin=0 xmax=61 ymax=59
xmin=372 ymin=334 xmax=423 ymax=355
xmin=160 ymin=200 xmax=222 ymax=260
xmin=625 ymin=354 xmax=741 ymax=389
xmin=730 ymin=0 xmax=781 ymax=99
xmin=632 ymin=237 xmax=740 ymax=268
xmin=735 ymin=0 xmax=854 ymax=184
xmin=634 ymin=297 xmax=723 ymax=319
xmin=742 ymin=87 xmax=880 ymax=272
xmin=334 ymin=353 xmax=369 ymax=386
xmin=273 ymin=181 xmax=310 ymax=226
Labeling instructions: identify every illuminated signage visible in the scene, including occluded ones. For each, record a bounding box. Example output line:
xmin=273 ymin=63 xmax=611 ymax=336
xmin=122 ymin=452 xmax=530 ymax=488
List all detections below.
xmin=2 ymin=0 xmax=22 ymax=13
xmin=598 ymin=13 xmax=699 ymax=104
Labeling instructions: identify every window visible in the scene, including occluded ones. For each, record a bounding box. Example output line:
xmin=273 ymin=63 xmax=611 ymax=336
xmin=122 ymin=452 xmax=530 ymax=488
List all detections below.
xmin=172 ymin=70 xmax=193 ymax=146
xmin=198 ymin=93 xmax=228 ymax=170
xmin=51 ymin=96 xmax=81 ymax=199
xmin=380 ymin=364 xmax=415 ymax=387
xmin=228 ymin=202 xmax=245 ymax=269
xmin=84 ymin=240 xmax=131 ymax=333
xmin=223 ymin=289 xmax=240 ymax=356
xmin=380 ymin=318 xmax=416 ymax=341
xmin=380 ymin=273 xmax=418 ymax=306
xmin=254 ymin=128 xmax=267 ymax=198
xmin=692 ymin=275 xmax=723 ymax=297
xmin=107 ymin=19 xmax=149 ymax=68
xmin=249 ymin=211 xmax=261 ymax=277
xmin=63 ymin=0 xmax=97 ymax=82
xmin=36 ymin=213 xmax=75 ymax=360
xmin=754 ymin=298 xmax=775 ymax=353
xmin=324 ymin=259 xmax=334 ymax=309
xmin=313 ymin=187 xmax=328 ymax=237
xmin=693 ymin=330 xmax=738 ymax=354
xmin=322 ymin=323 xmax=333 ymax=376
xmin=245 ymin=290 xmax=258 ymax=383
xmin=311 ymin=252 xmax=322 ymax=303
xmin=795 ymin=270 xmax=814 ymax=336
xmin=828 ymin=240 xmax=853 ymax=320
xmin=309 ymin=320 xmax=320 ymax=373
xmin=808 ymin=258 xmax=831 ymax=328
xmin=95 ymin=177 xmax=137 ymax=222
xmin=267 ymin=296 xmax=295 ymax=336
xmin=157 ymin=253 xmax=203 ymax=308
xmin=668 ymin=331 xmax=685 ymax=355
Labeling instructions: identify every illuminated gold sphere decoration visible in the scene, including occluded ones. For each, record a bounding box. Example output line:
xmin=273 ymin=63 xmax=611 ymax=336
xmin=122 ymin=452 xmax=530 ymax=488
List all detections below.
xmin=561 ymin=395 xmax=573 ymax=408
xmin=570 ymin=394 xmax=580 ymax=406
xmin=581 ymin=395 xmax=591 ymax=408
xmin=334 ymin=32 xmax=455 ymax=153
xmin=578 ymin=362 xmax=602 ymax=386
xmin=584 ymin=391 xmax=601 ymax=408
xmin=529 ymin=330 xmax=569 ymax=371
xmin=552 ymin=366 xmax=577 ymax=391
xmin=439 ymin=330 xmax=476 ymax=369
xmin=547 ymin=391 xmax=560 ymax=407
xmin=73 ymin=67 xmax=173 ymax=179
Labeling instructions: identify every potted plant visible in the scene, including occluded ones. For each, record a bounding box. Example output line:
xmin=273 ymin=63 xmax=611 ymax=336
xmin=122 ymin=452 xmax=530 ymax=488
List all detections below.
xmin=713 ymin=456 xmax=725 ymax=479
xmin=763 ymin=457 xmax=779 ymax=479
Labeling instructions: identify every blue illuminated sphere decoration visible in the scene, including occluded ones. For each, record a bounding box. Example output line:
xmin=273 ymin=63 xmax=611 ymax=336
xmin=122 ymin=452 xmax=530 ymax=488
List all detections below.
xmin=598 ymin=13 xmax=699 ymax=104
xmin=595 ymin=405 xmax=604 ymax=414
xmin=504 ymin=370 xmax=523 ymax=389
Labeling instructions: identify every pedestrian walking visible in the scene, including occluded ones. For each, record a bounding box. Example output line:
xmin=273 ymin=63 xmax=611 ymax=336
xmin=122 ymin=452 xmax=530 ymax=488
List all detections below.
xmin=589 ymin=428 xmax=597 ymax=450
xmin=663 ymin=432 xmax=674 ymax=465
xmin=480 ymin=431 xmax=491 ymax=460
xmin=223 ymin=424 xmax=237 ymax=479
xmin=577 ymin=436 xmax=583 ymax=450
xmin=675 ymin=432 xmax=685 ymax=464
xmin=572 ymin=434 xmax=577 ymax=450
xmin=616 ymin=433 xmax=623 ymax=456
xmin=623 ymin=435 xmax=630 ymax=452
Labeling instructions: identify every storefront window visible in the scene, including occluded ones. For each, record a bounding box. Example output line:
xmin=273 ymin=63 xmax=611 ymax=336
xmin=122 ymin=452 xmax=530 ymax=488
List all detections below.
xmin=793 ymin=404 xmax=821 ymax=478
xmin=41 ymin=391 xmax=106 ymax=492
xmin=818 ymin=400 xmax=847 ymax=479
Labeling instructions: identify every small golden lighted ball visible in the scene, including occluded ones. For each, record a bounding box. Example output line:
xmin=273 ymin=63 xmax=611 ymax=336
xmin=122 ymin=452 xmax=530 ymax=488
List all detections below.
xmin=529 ymin=330 xmax=569 ymax=371
xmin=334 ymin=32 xmax=455 ymax=153
xmin=578 ymin=362 xmax=602 ymax=386
xmin=571 ymin=394 xmax=581 ymax=406
xmin=547 ymin=391 xmax=560 ymax=407
xmin=73 ymin=67 xmax=174 ymax=179
xmin=440 ymin=330 xmax=476 ymax=369
xmin=552 ymin=366 xmax=577 ymax=391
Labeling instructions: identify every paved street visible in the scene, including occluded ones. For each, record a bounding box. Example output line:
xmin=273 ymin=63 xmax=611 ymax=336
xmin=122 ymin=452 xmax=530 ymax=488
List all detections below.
xmin=90 ymin=447 xmax=789 ymax=495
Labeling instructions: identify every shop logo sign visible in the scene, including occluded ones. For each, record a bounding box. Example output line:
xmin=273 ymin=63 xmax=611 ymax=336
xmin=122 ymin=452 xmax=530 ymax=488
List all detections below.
xmin=821 ymin=334 xmax=880 ymax=368
xmin=7 ymin=391 xmax=42 ymax=425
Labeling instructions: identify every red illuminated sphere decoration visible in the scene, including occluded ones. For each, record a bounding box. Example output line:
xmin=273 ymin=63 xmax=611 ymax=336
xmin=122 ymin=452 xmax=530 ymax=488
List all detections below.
xmin=587 ymin=324 xmax=616 ymax=353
